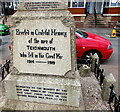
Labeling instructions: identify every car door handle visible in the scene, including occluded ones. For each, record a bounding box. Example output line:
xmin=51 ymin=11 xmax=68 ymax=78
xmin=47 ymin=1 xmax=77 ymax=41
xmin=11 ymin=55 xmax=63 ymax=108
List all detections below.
xmin=82 ymin=47 xmax=86 ymax=49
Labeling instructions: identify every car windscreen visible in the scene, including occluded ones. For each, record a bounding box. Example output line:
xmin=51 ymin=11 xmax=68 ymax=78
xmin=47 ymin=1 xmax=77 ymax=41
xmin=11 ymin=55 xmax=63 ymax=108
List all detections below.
xmin=0 ymin=26 xmax=4 ymax=29
xmin=75 ymin=31 xmax=88 ymax=39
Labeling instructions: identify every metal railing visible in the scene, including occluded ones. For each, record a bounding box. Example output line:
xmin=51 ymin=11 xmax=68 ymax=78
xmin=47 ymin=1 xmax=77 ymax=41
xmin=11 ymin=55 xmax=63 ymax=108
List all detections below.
xmin=108 ymin=84 xmax=120 ymax=112
xmin=77 ymin=58 xmax=91 ymax=66
xmin=94 ymin=61 xmax=105 ymax=88
xmin=94 ymin=3 xmax=97 ymax=27
xmin=1 ymin=60 xmax=10 ymax=80
xmin=92 ymin=60 xmax=120 ymax=111
xmin=93 ymin=59 xmax=120 ymax=112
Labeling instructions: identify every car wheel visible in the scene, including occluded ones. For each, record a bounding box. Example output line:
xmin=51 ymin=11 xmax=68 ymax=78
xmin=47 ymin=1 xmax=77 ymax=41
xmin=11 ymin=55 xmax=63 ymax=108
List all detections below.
xmin=82 ymin=51 xmax=101 ymax=61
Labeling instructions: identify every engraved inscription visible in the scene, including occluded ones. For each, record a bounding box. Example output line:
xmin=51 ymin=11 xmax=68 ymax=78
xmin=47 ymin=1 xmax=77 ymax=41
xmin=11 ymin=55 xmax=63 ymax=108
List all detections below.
xmin=16 ymin=85 xmax=68 ymax=101
xmin=24 ymin=2 xmax=60 ymax=10
xmin=16 ymin=29 xmax=67 ymax=37
xmin=13 ymin=20 xmax=71 ymax=75
xmin=15 ymin=29 xmax=68 ymax=66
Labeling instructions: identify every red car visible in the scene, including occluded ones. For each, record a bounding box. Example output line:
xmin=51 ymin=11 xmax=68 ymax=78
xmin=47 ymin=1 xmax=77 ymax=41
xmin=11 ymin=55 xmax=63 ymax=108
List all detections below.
xmin=76 ymin=30 xmax=113 ymax=60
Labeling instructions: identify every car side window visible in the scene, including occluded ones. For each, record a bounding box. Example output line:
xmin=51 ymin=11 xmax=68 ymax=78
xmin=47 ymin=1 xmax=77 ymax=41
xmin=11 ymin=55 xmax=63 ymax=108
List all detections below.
xmin=76 ymin=32 xmax=84 ymax=39
xmin=76 ymin=35 xmax=79 ymax=39
xmin=75 ymin=31 xmax=88 ymax=39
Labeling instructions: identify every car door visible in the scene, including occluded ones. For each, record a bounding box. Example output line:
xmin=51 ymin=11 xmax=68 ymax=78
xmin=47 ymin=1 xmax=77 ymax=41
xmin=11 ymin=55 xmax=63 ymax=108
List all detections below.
xmin=76 ymin=33 xmax=83 ymax=59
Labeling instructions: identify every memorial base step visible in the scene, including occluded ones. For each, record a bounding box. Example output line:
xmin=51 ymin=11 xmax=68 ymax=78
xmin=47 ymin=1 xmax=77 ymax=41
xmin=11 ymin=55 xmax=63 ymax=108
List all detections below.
xmin=4 ymin=74 xmax=84 ymax=108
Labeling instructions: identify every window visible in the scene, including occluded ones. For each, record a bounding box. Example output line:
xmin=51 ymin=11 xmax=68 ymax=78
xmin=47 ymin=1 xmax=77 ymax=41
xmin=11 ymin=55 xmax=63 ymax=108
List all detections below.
xmin=76 ymin=31 xmax=88 ymax=39
xmin=110 ymin=0 xmax=120 ymax=6
xmin=13 ymin=0 xmax=20 ymax=10
xmin=111 ymin=0 xmax=117 ymax=6
xmin=104 ymin=0 xmax=110 ymax=6
xmin=105 ymin=0 xmax=120 ymax=7
xmin=68 ymin=0 xmax=71 ymax=7
xmin=68 ymin=0 xmax=86 ymax=8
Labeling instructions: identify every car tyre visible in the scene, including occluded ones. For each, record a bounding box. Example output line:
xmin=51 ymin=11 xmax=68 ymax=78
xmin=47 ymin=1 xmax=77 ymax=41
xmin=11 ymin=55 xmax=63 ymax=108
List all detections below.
xmin=82 ymin=51 xmax=101 ymax=61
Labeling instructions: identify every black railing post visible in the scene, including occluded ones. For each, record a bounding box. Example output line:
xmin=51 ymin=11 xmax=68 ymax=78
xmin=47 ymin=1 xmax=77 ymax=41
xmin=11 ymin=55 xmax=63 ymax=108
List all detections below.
xmin=5 ymin=60 xmax=10 ymax=74
xmin=118 ymin=96 xmax=120 ymax=112
xmin=1 ymin=60 xmax=10 ymax=80
xmin=108 ymin=84 xmax=115 ymax=104
xmin=94 ymin=2 xmax=97 ymax=27
xmin=117 ymin=96 xmax=120 ymax=112
xmin=87 ymin=59 xmax=91 ymax=67
xmin=96 ymin=64 xmax=100 ymax=80
xmin=114 ymin=96 xmax=119 ymax=112
xmin=100 ymin=69 xmax=104 ymax=87
xmin=95 ymin=63 xmax=100 ymax=79
xmin=94 ymin=60 xmax=97 ymax=74
xmin=2 ymin=65 xmax=5 ymax=80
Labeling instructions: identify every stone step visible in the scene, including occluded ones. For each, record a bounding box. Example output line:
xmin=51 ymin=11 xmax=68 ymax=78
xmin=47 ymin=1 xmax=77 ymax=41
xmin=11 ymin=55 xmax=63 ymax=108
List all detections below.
xmin=95 ymin=25 xmax=108 ymax=28
xmin=86 ymin=19 xmax=105 ymax=22
xmin=84 ymin=22 xmax=108 ymax=25
xmin=84 ymin=14 xmax=108 ymax=28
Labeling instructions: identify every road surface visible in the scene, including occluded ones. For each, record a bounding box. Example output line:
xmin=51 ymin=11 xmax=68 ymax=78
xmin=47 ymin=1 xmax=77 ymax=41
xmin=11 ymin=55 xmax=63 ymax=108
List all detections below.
xmin=0 ymin=35 xmax=10 ymax=64
xmin=0 ymin=35 xmax=10 ymax=77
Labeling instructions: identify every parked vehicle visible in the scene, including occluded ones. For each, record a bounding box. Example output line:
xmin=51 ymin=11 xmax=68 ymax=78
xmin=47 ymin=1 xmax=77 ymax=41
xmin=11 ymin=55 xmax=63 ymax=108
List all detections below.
xmin=0 ymin=24 xmax=10 ymax=35
xmin=76 ymin=30 xmax=113 ymax=60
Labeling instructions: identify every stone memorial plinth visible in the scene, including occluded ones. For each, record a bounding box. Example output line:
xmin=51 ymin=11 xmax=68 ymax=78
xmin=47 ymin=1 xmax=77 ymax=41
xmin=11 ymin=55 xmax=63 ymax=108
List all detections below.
xmin=4 ymin=0 xmax=83 ymax=108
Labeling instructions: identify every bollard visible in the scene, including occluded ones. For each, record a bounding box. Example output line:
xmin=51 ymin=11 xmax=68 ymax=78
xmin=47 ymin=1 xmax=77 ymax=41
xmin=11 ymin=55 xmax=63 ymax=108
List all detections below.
xmin=80 ymin=64 xmax=91 ymax=77
xmin=91 ymin=53 xmax=99 ymax=72
xmin=102 ymin=73 xmax=116 ymax=101
xmin=111 ymin=28 xmax=116 ymax=38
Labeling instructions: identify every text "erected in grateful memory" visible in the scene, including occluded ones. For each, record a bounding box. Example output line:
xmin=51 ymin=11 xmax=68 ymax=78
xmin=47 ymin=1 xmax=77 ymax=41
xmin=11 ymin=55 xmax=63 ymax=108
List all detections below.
xmin=16 ymin=29 xmax=67 ymax=37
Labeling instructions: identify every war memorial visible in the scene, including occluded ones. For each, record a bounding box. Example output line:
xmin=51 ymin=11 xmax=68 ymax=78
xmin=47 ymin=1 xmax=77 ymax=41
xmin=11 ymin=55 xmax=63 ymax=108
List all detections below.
xmin=3 ymin=0 xmax=84 ymax=110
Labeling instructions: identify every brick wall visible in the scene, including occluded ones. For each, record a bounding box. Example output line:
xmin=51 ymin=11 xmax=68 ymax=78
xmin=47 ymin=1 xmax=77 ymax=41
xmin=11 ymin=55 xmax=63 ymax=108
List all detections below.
xmin=111 ymin=17 xmax=120 ymax=21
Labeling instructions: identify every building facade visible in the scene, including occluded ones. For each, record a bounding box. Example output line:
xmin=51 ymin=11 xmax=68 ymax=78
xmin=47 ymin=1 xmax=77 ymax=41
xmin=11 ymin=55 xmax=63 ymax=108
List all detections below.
xmin=68 ymin=0 xmax=120 ymax=28
xmin=0 ymin=0 xmax=19 ymax=16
